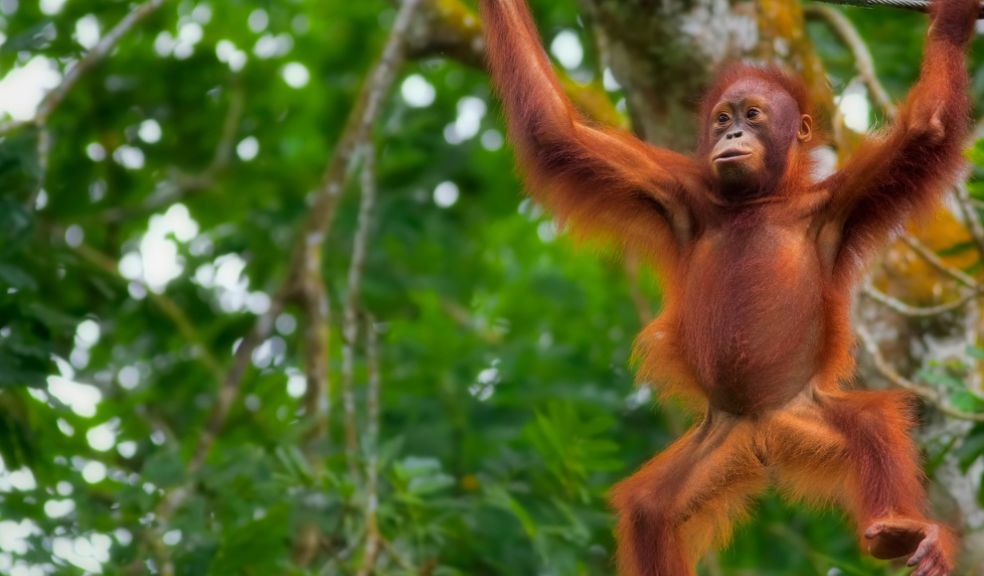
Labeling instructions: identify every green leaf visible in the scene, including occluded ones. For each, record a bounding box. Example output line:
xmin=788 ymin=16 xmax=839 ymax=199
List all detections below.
xmin=208 ymin=505 xmax=290 ymax=575
xmin=486 ymin=485 xmax=538 ymax=539
xmin=955 ymin=424 xmax=984 ymax=472
xmin=0 ymin=264 xmax=37 ymax=290
xmin=142 ymin=449 xmax=186 ymax=488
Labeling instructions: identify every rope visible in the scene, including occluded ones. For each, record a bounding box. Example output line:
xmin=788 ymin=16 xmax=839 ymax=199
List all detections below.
xmin=815 ymin=0 xmax=984 ymax=18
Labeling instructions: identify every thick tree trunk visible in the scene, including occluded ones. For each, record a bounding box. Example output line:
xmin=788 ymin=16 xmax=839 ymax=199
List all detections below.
xmin=578 ymin=0 xmax=832 ymax=149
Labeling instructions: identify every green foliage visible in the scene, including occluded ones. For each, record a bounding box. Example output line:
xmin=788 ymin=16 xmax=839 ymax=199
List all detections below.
xmin=0 ymin=1 xmax=981 ymax=575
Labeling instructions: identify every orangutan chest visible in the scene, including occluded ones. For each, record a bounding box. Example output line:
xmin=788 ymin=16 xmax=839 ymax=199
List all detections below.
xmin=680 ymin=225 xmax=824 ymax=382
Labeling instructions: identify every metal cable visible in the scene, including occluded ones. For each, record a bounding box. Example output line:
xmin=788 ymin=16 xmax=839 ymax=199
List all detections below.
xmin=816 ymin=0 xmax=984 ymax=18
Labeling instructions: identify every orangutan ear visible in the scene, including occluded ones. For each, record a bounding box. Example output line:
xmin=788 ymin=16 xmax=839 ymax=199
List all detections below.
xmin=797 ymin=114 xmax=813 ymax=143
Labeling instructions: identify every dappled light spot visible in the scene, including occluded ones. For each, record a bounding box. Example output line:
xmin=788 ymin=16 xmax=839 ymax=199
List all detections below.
xmin=89 ymin=180 xmax=106 ymax=202
xmin=75 ymin=319 xmax=100 ymax=348
xmin=0 ymin=520 xmax=40 ymax=554
xmin=74 ymin=15 xmax=100 ymax=50
xmin=162 ymin=204 xmax=197 ymax=242
xmin=117 ymin=365 xmax=139 ymax=390
xmin=132 ymin=203 xmax=200 ymax=292
xmin=445 ymin=96 xmax=486 ymax=143
xmin=244 ymin=394 xmax=261 ymax=411
xmin=34 ymin=189 xmax=48 ymax=210
xmin=537 ymin=220 xmax=557 ymax=242
xmin=128 ymin=282 xmax=148 ymax=300
xmin=52 ymin=534 xmax=110 ymax=573
xmin=248 ymin=8 xmax=269 ymax=33
xmin=0 ymin=56 xmax=61 ymax=121
xmin=550 ymin=29 xmax=583 ymax=70
xmin=86 ymin=419 xmax=118 ymax=452
xmin=69 ymin=347 xmax=89 ymax=370
xmin=292 ymin=14 xmax=310 ymax=34
xmin=47 ymin=373 xmax=102 ymax=418
xmin=174 ymin=21 xmax=204 ymax=59
xmin=64 ymin=225 xmax=84 ymax=248
xmin=195 ymin=253 xmax=271 ymax=314
xmin=518 ymin=197 xmax=544 ymax=220
xmin=275 ymin=313 xmax=297 ymax=335
xmin=154 ymin=31 xmax=176 ymax=56
xmin=216 ymin=39 xmax=248 ymax=72
xmin=118 ymin=252 xmax=142 ymax=280
xmin=189 ymin=234 xmax=213 ymax=257
xmin=247 ymin=291 xmax=271 ymax=315
xmin=237 ymin=136 xmax=259 ymax=161
xmin=85 ymin=142 xmax=106 ymax=162
xmin=837 ymin=82 xmax=871 ymax=132
xmin=254 ymin=33 xmax=293 ymax=59
xmin=81 ymin=461 xmax=106 ymax=484
xmin=138 ymin=119 xmax=162 ymax=143
xmin=625 ymin=386 xmax=652 ymax=410
xmin=468 ymin=363 xmax=500 ymax=402
xmin=603 ymin=68 xmax=621 ymax=91
xmin=286 ymin=368 xmax=306 ymax=398
xmin=163 ymin=530 xmax=182 ymax=546
xmin=401 ymin=74 xmax=435 ymax=108
xmin=40 ymin=0 xmax=66 ymax=15
xmin=56 ymin=419 xmax=74 ymax=437
xmin=433 ymin=181 xmax=459 ymax=208
xmin=282 ymin=62 xmax=309 ymax=88
xmin=117 ymin=441 xmax=137 ymax=459
xmin=112 ymin=145 xmax=145 ymax=170
xmin=0 ymin=465 xmax=37 ymax=492
xmin=480 ymin=129 xmax=503 ymax=151
xmin=194 ymin=262 xmax=215 ymax=286
xmin=114 ymin=529 xmax=132 ymax=546
xmin=251 ymin=338 xmax=276 ymax=368
xmin=192 ymin=3 xmax=213 ymax=24
xmin=43 ymin=499 xmax=74 ymax=519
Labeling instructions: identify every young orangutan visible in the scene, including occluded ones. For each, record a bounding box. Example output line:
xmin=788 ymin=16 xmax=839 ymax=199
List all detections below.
xmin=479 ymin=0 xmax=977 ymax=574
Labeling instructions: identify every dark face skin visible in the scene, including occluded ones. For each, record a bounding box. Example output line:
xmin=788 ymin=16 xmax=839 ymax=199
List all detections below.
xmin=707 ymin=78 xmax=813 ymax=199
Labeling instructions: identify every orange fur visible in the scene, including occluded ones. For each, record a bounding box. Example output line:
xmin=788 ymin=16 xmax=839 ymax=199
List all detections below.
xmin=480 ymin=0 xmax=976 ymax=573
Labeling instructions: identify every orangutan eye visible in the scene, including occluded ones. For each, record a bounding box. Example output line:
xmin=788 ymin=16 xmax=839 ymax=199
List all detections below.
xmin=716 ymin=113 xmax=730 ymax=124
xmin=747 ymin=108 xmax=761 ymax=119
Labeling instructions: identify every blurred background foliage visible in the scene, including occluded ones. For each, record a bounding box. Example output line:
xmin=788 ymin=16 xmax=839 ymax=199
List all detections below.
xmin=0 ymin=0 xmax=983 ymax=575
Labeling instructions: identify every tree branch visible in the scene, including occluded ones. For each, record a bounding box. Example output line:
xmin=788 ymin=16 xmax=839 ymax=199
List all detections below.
xmin=856 ymin=324 xmax=984 ymax=421
xmin=355 ymin=315 xmax=382 ymax=576
xmin=862 ymin=283 xmax=982 ymax=318
xmin=953 ymin=181 xmax=984 ymax=259
xmin=148 ymin=0 xmax=425 ymax=558
xmin=300 ymin=244 xmax=331 ymax=448
xmin=0 ymin=0 xmax=166 ymax=136
xmin=814 ymin=0 xmax=984 ymax=19
xmin=341 ymin=145 xmax=379 ymax=472
xmin=100 ymin=84 xmax=246 ymax=223
xmin=71 ymin=242 xmax=223 ymax=380
xmin=899 ymin=233 xmax=978 ymax=289
xmin=197 ymin=0 xmax=422 ymax=471
xmin=803 ymin=4 xmax=895 ymax=118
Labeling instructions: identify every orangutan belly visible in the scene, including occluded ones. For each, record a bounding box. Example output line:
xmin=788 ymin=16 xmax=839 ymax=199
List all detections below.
xmin=680 ymin=226 xmax=825 ymax=414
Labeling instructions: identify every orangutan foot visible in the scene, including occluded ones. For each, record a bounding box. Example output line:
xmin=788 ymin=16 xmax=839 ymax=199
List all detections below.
xmin=864 ymin=518 xmax=953 ymax=576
